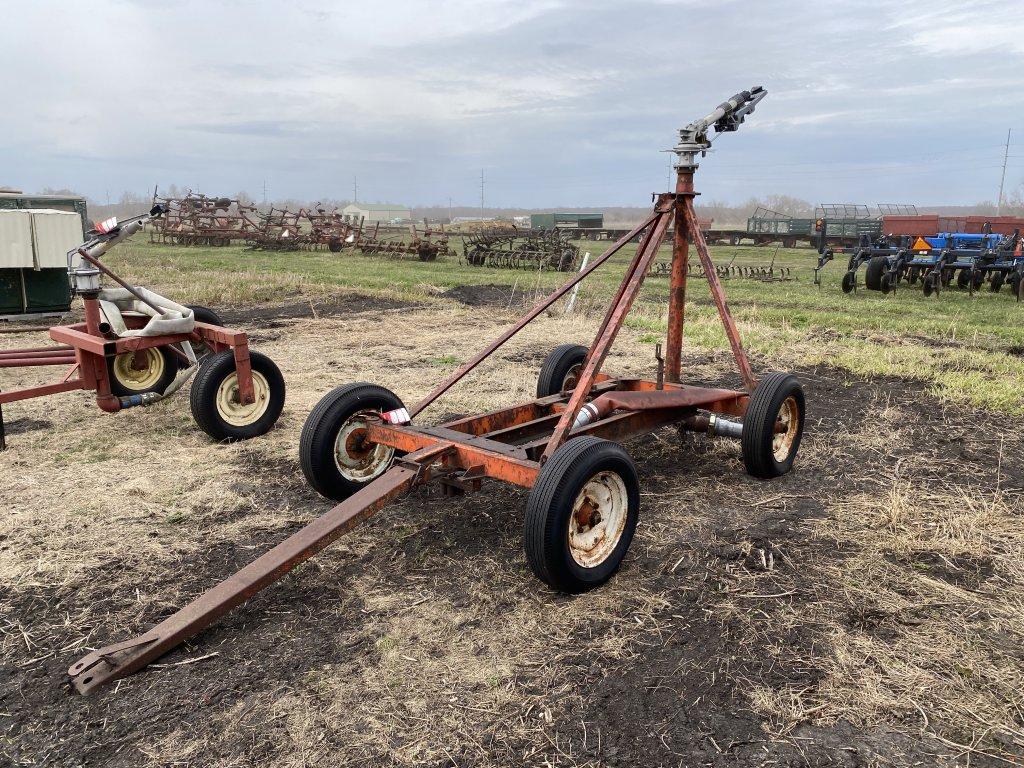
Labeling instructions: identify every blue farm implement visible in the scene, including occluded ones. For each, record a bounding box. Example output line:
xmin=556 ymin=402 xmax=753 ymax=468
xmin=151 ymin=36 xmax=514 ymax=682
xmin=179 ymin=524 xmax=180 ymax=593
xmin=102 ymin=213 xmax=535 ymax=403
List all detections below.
xmin=909 ymin=229 xmax=1023 ymax=298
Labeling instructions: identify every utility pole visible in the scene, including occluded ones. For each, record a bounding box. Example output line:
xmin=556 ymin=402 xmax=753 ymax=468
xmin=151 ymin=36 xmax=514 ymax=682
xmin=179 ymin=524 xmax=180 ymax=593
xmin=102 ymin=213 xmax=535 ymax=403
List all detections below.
xmin=480 ymin=169 xmax=485 ymax=219
xmin=262 ymin=179 xmax=267 ymax=207
xmin=353 ymin=176 xmax=358 ymax=204
xmin=448 ymin=196 xmax=453 ymax=223
xmin=997 ymin=128 xmax=1011 ymax=215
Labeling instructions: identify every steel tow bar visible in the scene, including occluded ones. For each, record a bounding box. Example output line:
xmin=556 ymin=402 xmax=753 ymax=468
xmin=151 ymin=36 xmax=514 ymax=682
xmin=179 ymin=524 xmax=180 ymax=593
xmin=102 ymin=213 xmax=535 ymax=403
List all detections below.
xmin=68 ymin=444 xmax=448 ymax=694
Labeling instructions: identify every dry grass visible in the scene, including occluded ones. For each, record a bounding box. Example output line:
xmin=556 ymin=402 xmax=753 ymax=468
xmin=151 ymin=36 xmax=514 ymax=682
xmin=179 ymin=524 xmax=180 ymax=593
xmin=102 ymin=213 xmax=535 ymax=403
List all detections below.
xmin=2 ymin=288 xmax=1022 ymax=766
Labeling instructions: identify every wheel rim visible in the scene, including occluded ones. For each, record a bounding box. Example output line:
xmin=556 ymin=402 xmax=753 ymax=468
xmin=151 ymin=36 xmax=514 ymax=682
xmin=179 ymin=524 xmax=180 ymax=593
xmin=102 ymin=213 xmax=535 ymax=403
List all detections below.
xmin=215 ymin=370 xmax=271 ymax=426
xmin=773 ymin=396 xmax=801 ymax=462
xmin=562 ymin=363 xmax=583 ymax=392
xmin=334 ymin=409 xmax=395 ymax=482
xmin=112 ymin=349 xmax=165 ymax=391
xmin=568 ymin=470 xmax=629 ymax=568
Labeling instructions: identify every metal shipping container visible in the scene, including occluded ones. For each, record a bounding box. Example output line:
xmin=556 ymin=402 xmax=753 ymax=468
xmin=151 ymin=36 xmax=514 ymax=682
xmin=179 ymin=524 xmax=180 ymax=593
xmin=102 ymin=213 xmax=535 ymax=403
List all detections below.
xmin=0 ymin=206 xmax=86 ymax=316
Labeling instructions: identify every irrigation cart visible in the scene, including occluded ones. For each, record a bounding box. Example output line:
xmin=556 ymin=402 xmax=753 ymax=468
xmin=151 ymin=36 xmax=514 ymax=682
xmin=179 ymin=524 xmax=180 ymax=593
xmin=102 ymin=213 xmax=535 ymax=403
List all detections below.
xmin=0 ymin=209 xmax=285 ymax=449
xmin=69 ymin=88 xmax=807 ymax=695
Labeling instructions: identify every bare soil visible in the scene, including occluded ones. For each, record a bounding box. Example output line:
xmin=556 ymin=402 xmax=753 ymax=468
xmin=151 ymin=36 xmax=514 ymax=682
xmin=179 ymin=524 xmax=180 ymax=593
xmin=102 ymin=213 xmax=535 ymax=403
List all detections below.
xmin=1 ymin=301 xmax=1021 ymax=767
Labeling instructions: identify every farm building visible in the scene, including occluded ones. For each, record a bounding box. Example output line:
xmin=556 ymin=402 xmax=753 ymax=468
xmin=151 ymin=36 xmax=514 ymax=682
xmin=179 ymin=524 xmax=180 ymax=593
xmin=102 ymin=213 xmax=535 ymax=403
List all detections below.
xmin=0 ymin=189 xmax=88 ymax=316
xmin=530 ymin=211 xmax=604 ymax=230
xmin=341 ymin=203 xmax=412 ymax=225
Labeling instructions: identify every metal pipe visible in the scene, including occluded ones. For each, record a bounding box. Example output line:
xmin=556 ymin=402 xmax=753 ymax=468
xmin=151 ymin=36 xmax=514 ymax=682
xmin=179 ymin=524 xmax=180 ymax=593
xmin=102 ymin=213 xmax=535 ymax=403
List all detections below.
xmin=0 ymin=356 xmax=77 ymax=368
xmin=708 ymin=413 xmax=743 ymax=439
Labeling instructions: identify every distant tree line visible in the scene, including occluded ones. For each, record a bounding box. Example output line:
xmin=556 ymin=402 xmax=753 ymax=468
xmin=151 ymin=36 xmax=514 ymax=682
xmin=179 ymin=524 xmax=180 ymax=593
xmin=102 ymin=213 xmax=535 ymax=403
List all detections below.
xmin=39 ymin=182 xmax=1024 ymax=229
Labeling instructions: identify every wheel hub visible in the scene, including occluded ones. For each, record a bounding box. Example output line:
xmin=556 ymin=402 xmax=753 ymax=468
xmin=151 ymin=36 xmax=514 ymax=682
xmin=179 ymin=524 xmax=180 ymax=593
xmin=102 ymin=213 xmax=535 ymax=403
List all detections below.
xmin=334 ymin=411 xmax=395 ymax=482
xmin=568 ymin=471 xmax=628 ymax=568
xmin=772 ymin=395 xmax=801 ymax=461
xmin=112 ymin=349 xmax=164 ymax=390
xmin=215 ymin=371 xmax=271 ymax=426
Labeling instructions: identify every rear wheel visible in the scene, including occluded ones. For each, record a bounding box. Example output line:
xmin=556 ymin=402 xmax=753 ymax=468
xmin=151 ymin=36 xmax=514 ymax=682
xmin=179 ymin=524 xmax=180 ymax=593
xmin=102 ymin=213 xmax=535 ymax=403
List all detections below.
xmin=536 ymin=344 xmax=588 ymax=397
xmin=864 ymin=256 xmax=886 ymax=290
xmin=108 ymin=347 xmax=177 ymax=397
xmin=300 ymin=383 xmax=405 ymax=500
xmin=741 ymin=372 xmax=805 ymax=479
xmin=524 ymin=436 xmax=639 ymax=593
xmin=190 ymin=350 xmax=285 ymax=441
xmin=184 ymin=305 xmax=224 ymax=364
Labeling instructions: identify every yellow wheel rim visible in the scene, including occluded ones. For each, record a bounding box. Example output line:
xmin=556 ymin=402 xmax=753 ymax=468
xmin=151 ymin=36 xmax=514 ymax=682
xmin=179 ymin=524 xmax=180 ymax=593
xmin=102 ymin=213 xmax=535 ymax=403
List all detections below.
xmin=112 ymin=349 xmax=165 ymax=391
xmin=215 ymin=371 xmax=271 ymax=426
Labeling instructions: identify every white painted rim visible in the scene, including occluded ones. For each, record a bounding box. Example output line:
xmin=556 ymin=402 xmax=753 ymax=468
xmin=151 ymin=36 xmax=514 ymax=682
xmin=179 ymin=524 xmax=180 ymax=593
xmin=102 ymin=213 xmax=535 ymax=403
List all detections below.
xmin=334 ymin=409 xmax=395 ymax=482
xmin=112 ymin=348 xmax=165 ymax=391
xmin=568 ymin=470 xmax=629 ymax=568
xmin=773 ymin=395 xmax=800 ymax=462
xmin=215 ymin=370 xmax=271 ymax=426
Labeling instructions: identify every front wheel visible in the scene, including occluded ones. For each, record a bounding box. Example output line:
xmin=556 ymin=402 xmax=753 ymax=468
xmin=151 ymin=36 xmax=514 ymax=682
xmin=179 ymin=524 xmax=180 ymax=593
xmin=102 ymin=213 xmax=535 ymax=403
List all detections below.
xmin=300 ymin=383 xmax=405 ymax=500
xmin=841 ymin=271 xmax=855 ymax=294
xmin=190 ymin=350 xmax=285 ymax=441
xmin=741 ymin=372 xmax=805 ymax=479
xmin=524 ymin=436 xmax=639 ymax=593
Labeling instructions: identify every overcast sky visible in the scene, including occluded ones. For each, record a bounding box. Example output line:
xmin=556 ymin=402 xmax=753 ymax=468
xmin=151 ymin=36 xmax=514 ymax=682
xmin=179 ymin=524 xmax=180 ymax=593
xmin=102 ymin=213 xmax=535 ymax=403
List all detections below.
xmin=2 ymin=0 xmax=1023 ymax=208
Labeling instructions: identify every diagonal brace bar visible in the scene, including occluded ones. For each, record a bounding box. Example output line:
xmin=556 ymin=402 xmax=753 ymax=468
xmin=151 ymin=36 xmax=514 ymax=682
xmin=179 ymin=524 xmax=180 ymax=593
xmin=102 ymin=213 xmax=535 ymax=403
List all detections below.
xmin=409 ymin=212 xmax=659 ymax=418
xmin=542 ymin=200 xmax=675 ymax=462
xmin=681 ymin=198 xmax=756 ymax=391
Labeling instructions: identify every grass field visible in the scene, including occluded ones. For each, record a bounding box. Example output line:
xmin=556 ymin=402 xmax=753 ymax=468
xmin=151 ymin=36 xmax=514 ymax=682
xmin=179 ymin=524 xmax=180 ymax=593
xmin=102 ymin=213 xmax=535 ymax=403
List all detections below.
xmin=115 ymin=236 xmax=1024 ymax=414
xmin=2 ymin=236 xmax=1022 ymax=767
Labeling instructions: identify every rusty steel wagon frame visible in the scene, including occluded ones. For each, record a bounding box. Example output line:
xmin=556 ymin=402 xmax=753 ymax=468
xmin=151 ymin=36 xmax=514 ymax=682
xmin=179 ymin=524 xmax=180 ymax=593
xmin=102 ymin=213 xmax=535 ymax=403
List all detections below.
xmin=1 ymin=210 xmax=268 ymax=450
xmin=70 ymin=88 xmax=776 ymax=694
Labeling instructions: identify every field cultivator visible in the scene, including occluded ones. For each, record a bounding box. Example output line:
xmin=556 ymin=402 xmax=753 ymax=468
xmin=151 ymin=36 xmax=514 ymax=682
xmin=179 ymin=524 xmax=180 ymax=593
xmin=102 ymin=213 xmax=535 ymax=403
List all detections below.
xmin=149 ymin=192 xmax=262 ymax=247
xmin=306 ymin=204 xmax=359 ymax=252
xmin=248 ymin=207 xmax=309 ymax=250
xmin=820 ymin=227 xmax=1024 ymax=300
xmin=355 ymin=221 xmax=452 ymax=261
xmin=0 ymin=208 xmax=285 ymax=450
xmin=68 ymin=88 xmax=809 ymax=697
xmin=464 ymin=228 xmax=581 ymax=271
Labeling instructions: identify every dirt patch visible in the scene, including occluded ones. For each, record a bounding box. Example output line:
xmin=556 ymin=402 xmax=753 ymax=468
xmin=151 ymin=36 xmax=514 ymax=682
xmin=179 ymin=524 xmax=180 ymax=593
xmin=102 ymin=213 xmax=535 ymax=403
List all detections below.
xmin=218 ymin=293 xmax=420 ymax=326
xmin=442 ymin=283 xmax=521 ymax=308
xmin=3 ymin=321 xmax=1022 ymax=766
xmin=0 ymin=417 xmax=52 ymax=436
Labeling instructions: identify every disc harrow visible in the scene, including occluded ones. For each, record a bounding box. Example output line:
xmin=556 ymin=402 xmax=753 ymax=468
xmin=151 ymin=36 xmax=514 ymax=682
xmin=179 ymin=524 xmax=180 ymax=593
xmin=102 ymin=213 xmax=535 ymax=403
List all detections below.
xmin=463 ymin=229 xmax=580 ymax=271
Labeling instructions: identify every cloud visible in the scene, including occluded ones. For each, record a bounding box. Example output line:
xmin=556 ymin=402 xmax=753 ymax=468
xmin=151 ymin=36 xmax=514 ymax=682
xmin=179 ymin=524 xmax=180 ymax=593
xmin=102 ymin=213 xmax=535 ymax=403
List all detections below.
xmin=1 ymin=0 xmax=1022 ymax=206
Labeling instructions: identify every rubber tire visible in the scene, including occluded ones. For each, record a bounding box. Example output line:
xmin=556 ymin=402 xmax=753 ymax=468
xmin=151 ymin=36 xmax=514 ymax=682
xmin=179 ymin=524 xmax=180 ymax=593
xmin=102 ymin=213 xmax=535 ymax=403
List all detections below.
xmin=741 ymin=372 xmax=806 ymax=479
xmin=190 ymin=350 xmax=285 ymax=442
xmin=187 ymin=305 xmax=224 ymax=327
xmin=524 ymin=436 xmax=639 ymax=593
xmin=300 ymin=383 xmax=405 ymax=501
xmin=536 ymin=344 xmax=588 ymax=398
xmin=181 ymin=304 xmax=225 ymax=367
xmin=328 ymin=239 xmax=343 ymax=253
xmin=864 ymin=256 xmax=886 ymax=291
xmin=107 ymin=347 xmax=177 ymax=397
xmin=841 ymin=271 xmax=855 ymax=294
